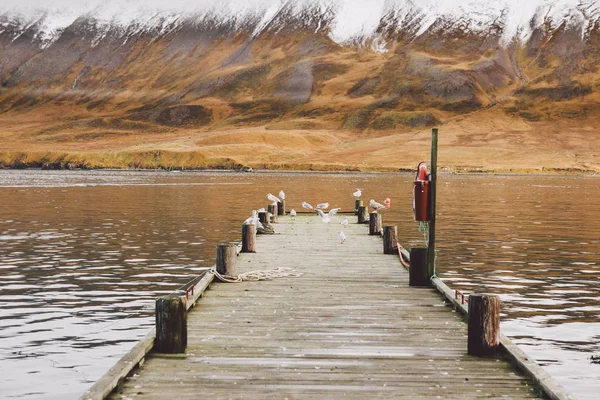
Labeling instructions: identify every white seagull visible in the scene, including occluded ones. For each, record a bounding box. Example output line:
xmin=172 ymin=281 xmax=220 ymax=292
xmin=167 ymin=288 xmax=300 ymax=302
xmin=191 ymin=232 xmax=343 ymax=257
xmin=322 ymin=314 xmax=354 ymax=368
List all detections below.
xmin=315 ymin=209 xmax=331 ymax=223
xmin=315 ymin=202 xmax=329 ymax=210
xmin=328 ymin=208 xmax=341 ymax=217
xmin=279 ymin=190 xmax=285 ymax=200
xmin=339 ymin=231 xmax=347 ymax=244
xmin=267 ymin=193 xmax=281 ymax=203
xmin=370 ymin=199 xmax=386 ymax=211
xmin=257 ymin=207 xmax=266 ymax=213
xmin=302 ymin=202 xmax=313 ymax=210
xmin=353 ymin=189 xmax=362 ymax=198
xmin=290 ymin=209 xmax=296 ymax=217
xmin=340 ymin=218 xmax=348 ymax=227
xmin=243 ymin=210 xmax=264 ymax=229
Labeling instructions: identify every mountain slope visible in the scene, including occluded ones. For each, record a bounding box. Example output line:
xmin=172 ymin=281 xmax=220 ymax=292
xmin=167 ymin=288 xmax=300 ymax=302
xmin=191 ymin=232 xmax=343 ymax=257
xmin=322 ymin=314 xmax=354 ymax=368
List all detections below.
xmin=0 ymin=0 xmax=599 ymax=172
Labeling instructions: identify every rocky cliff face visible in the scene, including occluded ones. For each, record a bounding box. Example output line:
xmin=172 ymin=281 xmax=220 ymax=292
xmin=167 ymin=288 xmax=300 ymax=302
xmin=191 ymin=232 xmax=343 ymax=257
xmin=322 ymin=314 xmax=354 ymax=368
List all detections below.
xmin=0 ymin=1 xmax=598 ymax=171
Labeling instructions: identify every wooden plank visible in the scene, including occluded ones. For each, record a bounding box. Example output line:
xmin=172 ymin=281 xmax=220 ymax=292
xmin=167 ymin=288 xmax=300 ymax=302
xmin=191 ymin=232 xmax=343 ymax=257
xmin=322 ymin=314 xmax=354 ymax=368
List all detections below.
xmin=80 ymin=272 xmax=214 ymax=400
xmin=431 ymin=277 xmax=575 ymax=400
xmin=185 ymin=271 xmax=214 ymax=311
xmin=100 ymin=215 xmax=567 ymax=400
xmin=79 ymin=328 xmax=155 ymax=400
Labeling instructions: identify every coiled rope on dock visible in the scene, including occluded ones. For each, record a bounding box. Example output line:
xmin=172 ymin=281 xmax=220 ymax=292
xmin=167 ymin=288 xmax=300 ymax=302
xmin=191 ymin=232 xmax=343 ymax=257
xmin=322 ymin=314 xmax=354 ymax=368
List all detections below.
xmin=209 ymin=267 xmax=303 ymax=283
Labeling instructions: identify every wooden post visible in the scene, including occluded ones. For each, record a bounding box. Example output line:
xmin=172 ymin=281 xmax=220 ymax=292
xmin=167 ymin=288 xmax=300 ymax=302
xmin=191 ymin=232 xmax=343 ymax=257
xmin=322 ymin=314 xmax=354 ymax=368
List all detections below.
xmin=357 ymin=206 xmax=368 ymax=224
xmin=383 ymin=226 xmax=398 ymax=254
xmin=468 ymin=294 xmax=500 ymax=357
xmin=354 ymin=199 xmax=363 ymax=215
xmin=155 ymin=295 xmax=187 ymax=353
xmin=242 ymin=223 xmax=256 ymax=253
xmin=369 ymin=211 xmax=382 ymax=235
xmin=427 ymin=128 xmax=438 ymax=279
xmin=216 ymin=243 xmax=237 ymax=280
xmin=267 ymin=205 xmax=278 ymax=223
xmin=409 ymin=246 xmax=431 ymax=286
xmin=258 ymin=211 xmax=269 ymax=227
xmin=277 ymin=200 xmax=285 ymax=216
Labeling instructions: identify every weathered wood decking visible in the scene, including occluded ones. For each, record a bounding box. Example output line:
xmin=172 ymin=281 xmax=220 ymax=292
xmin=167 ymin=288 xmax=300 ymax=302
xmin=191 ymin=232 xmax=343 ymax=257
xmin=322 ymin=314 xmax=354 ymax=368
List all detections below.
xmin=108 ymin=215 xmax=544 ymax=399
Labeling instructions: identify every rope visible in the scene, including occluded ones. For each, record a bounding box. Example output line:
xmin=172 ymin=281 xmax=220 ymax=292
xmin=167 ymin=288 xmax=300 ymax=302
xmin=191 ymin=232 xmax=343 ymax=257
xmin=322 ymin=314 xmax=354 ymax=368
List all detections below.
xmin=418 ymin=221 xmax=429 ymax=245
xmin=210 ymin=267 xmax=303 ymax=283
xmin=395 ymin=241 xmax=411 ymax=269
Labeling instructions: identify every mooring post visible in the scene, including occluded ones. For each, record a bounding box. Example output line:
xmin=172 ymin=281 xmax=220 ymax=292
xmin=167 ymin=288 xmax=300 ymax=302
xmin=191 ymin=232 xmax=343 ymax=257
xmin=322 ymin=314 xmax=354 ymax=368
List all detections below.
xmin=277 ymin=200 xmax=285 ymax=216
xmin=383 ymin=226 xmax=398 ymax=254
xmin=369 ymin=211 xmax=382 ymax=235
xmin=258 ymin=211 xmax=269 ymax=227
xmin=242 ymin=223 xmax=256 ymax=253
xmin=354 ymin=199 xmax=363 ymax=215
xmin=155 ymin=295 xmax=187 ymax=353
xmin=267 ymin=205 xmax=278 ymax=223
xmin=427 ymin=128 xmax=438 ymax=279
xmin=409 ymin=246 xmax=432 ymax=286
xmin=216 ymin=243 xmax=237 ymax=281
xmin=468 ymin=294 xmax=500 ymax=357
xmin=357 ymin=206 xmax=368 ymax=224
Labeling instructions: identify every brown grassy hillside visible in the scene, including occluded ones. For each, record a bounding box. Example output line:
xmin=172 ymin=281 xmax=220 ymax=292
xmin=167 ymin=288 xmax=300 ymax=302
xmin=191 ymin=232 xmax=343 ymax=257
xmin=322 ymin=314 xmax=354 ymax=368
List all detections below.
xmin=0 ymin=16 xmax=599 ymax=173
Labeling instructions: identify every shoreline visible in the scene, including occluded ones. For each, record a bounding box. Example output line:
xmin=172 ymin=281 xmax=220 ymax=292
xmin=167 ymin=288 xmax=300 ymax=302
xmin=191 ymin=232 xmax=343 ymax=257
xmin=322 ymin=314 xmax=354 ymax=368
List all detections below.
xmin=1 ymin=165 xmax=598 ymax=177
xmin=1 ymin=150 xmax=598 ymax=176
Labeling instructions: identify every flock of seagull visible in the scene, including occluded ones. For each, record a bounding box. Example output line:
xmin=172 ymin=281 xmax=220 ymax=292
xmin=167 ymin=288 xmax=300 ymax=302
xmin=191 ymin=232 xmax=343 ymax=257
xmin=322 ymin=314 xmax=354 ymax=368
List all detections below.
xmin=243 ymin=189 xmax=390 ymax=244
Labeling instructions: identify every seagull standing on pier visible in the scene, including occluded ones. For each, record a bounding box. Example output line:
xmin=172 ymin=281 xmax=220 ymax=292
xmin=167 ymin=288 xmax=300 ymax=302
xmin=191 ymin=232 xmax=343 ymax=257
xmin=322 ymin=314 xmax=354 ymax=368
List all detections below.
xmin=340 ymin=218 xmax=348 ymax=227
xmin=339 ymin=231 xmax=347 ymax=244
xmin=302 ymin=202 xmax=313 ymax=210
xmin=290 ymin=209 xmax=296 ymax=217
xmin=267 ymin=193 xmax=281 ymax=204
xmin=370 ymin=199 xmax=386 ymax=211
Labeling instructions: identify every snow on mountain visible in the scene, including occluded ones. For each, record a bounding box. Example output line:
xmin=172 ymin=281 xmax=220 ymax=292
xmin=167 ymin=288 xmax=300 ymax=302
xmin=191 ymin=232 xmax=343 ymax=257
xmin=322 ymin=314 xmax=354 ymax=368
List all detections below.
xmin=0 ymin=0 xmax=599 ymax=50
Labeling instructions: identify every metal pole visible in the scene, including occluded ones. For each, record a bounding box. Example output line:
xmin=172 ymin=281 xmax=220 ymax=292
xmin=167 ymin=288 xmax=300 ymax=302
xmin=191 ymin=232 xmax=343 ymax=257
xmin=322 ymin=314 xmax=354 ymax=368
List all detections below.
xmin=427 ymin=128 xmax=438 ymax=280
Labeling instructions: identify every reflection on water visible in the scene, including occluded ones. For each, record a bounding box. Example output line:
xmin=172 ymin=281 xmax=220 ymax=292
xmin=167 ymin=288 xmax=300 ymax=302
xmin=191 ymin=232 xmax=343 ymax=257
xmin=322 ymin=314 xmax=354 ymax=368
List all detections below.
xmin=0 ymin=170 xmax=598 ymax=399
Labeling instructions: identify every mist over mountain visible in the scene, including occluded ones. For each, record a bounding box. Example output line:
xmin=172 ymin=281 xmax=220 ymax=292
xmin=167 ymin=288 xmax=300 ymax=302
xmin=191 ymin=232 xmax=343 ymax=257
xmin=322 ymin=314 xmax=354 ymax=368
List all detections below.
xmin=0 ymin=0 xmax=599 ymax=172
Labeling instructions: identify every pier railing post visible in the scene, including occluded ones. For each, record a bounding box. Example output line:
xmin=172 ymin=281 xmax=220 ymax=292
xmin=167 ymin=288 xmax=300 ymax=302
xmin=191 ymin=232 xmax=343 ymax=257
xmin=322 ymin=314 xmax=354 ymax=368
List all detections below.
xmin=369 ymin=211 xmax=382 ymax=235
xmin=383 ymin=226 xmax=398 ymax=254
xmin=155 ymin=295 xmax=187 ymax=353
xmin=277 ymin=200 xmax=285 ymax=216
xmin=242 ymin=223 xmax=256 ymax=253
xmin=216 ymin=243 xmax=237 ymax=281
xmin=267 ymin=205 xmax=278 ymax=223
xmin=357 ymin=206 xmax=368 ymax=224
xmin=354 ymin=199 xmax=363 ymax=215
xmin=468 ymin=294 xmax=500 ymax=357
xmin=409 ymin=246 xmax=431 ymax=286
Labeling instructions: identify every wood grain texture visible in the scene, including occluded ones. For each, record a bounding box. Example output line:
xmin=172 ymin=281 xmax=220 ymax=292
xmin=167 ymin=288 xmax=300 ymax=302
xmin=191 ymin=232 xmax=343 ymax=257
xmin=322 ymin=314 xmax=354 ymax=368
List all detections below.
xmin=467 ymin=294 xmax=500 ymax=357
xmin=108 ymin=215 xmax=545 ymax=400
xmin=242 ymin=223 xmax=257 ymax=253
xmin=383 ymin=226 xmax=398 ymax=254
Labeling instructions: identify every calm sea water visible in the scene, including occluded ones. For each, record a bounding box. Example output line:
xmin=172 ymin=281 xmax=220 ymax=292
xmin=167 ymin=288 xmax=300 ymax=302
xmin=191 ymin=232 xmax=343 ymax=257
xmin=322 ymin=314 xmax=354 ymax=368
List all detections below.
xmin=0 ymin=170 xmax=598 ymax=399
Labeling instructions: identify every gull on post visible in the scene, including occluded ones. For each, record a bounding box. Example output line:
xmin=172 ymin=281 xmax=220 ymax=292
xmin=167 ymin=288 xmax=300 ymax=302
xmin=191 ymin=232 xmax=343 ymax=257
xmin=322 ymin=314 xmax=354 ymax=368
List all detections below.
xmin=279 ymin=190 xmax=285 ymax=200
xmin=370 ymin=199 xmax=386 ymax=211
xmin=267 ymin=193 xmax=281 ymax=204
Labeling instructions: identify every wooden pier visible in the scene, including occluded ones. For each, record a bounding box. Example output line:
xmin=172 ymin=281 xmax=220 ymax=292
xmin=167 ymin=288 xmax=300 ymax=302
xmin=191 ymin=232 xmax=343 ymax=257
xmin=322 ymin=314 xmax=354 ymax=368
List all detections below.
xmin=82 ymin=213 xmax=574 ymax=400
